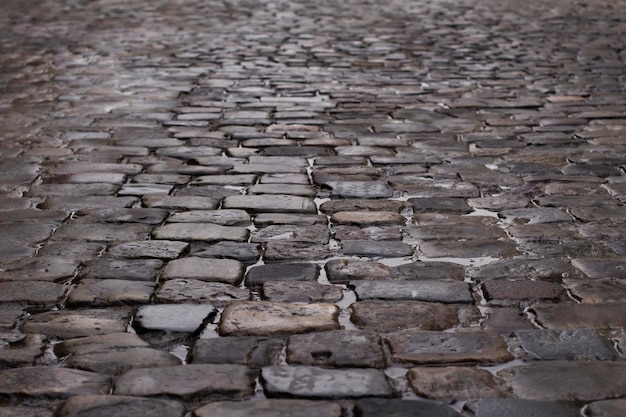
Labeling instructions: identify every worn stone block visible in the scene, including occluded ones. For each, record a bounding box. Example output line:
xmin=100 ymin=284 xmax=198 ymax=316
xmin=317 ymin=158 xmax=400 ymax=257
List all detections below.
xmin=161 ymin=257 xmax=245 ymax=285
xmin=193 ymin=399 xmax=342 ymax=417
xmin=191 ymin=337 xmax=283 ymax=367
xmin=352 ymin=280 xmax=473 ymax=303
xmin=351 ymin=300 xmax=461 ymax=331
xmin=57 ymin=395 xmax=185 ymax=417
xmin=245 ymin=263 xmax=319 ymax=287
xmin=67 ymin=279 xmax=156 ymax=307
xmin=135 ymin=304 xmax=217 ymax=333
xmin=0 ymin=367 xmax=110 ymax=398
xmin=408 ymin=367 xmax=505 ymax=399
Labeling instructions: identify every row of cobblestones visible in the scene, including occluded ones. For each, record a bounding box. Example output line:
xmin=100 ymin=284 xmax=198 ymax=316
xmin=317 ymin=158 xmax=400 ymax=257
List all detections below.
xmin=1 ymin=0 xmax=625 ymax=416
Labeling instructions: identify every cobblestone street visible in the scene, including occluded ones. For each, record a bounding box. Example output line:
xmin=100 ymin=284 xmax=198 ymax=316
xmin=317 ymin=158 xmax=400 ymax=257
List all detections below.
xmin=1 ymin=0 xmax=626 ymax=415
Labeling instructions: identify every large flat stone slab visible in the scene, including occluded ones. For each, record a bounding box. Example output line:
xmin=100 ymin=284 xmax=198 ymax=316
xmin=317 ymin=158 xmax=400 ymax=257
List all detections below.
xmin=498 ymin=362 xmax=626 ymax=401
xmin=52 ymin=223 xmax=152 ymax=242
xmin=67 ymin=279 xmax=156 ymax=306
xmin=532 ymin=302 xmax=626 ymax=330
xmin=0 ymin=367 xmax=110 ymax=398
xmin=251 ymin=225 xmax=330 ymax=244
xmin=514 ymin=329 xmax=614 ymax=361
xmin=161 ymin=257 xmax=245 ymax=285
xmin=342 ymin=240 xmax=414 ymax=257
xmin=0 ymin=257 xmax=79 ymax=282
xmin=57 ymin=395 xmax=185 ymax=417
xmin=155 ymin=279 xmax=250 ymax=306
xmin=0 ymin=281 xmax=66 ymax=309
xmin=193 ymin=399 xmax=342 ymax=417
xmin=222 ymin=195 xmax=317 ymax=213
xmin=262 ymin=281 xmax=343 ymax=303
xmin=107 ymin=240 xmax=189 ymax=259
xmin=418 ymin=239 xmax=520 ymax=258
xmin=469 ymin=258 xmax=584 ymax=280
xmin=263 ymin=242 xmax=332 ymax=262
xmin=219 ymin=302 xmax=340 ymax=336
xmin=79 ymin=258 xmax=163 ymax=281
xmin=261 ymin=366 xmax=393 ymax=398
xmin=167 ymin=209 xmax=250 ymax=225
xmin=114 ymin=364 xmax=256 ymax=400
xmin=245 ymin=263 xmax=319 ymax=287
xmin=386 ymin=330 xmax=513 ymax=364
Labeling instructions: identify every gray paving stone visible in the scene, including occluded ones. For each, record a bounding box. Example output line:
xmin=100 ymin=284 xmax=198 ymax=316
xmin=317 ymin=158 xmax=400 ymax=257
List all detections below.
xmin=26 ymin=183 xmax=119 ymax=197
xmin=0 ymin=334 xmax=46 ymax=368
xmin=55 ymin=333 xmax=181 ymax=375
xmin=0 ymin=309 xmax=22 ymax=329
xmin=571 ymin=258 xmax=626 ymax=279
xmin=0 ymin=257 xmax=79 ymax=282
xmin=142 ymin=195 xmax=219 ymax=210
xmin=419 ymin=239 xmax=520 ymax=259
xmin=464 ymin=399 xmax=580 ymax=417
xmin=409 ymin=197 xmax=473 ymax=214
xmin=391 ymin=262 xmax=466 ymax=281
xmin=0 ymin=406 xmax=53 ymax=417
xmin=57 ymin=395 xmax=185 ymax=417
xmin=408 ymin=367 xmax=505 ymax=399
xmin=587 ymin=399 xmax=626 ymax=417
xmin=52 ymin=223 xmax=152 ymax=242
xmin=191 ymin=336 xmax=283 ymax=367
xmin=161 ymin=257 xmax=245 ymax=285
xmin=563 ymin=279 xmax=626 ymax=303
xmin=351 ymin=300 xmax=462 ymax=331
xmin=262 ymin=281 xmax=343 ymax=303
xmin=107 ymin=240 xmax=189 ymax=259
xmin=0 ymin=223 xmax=56 ymax=244
xmin=245 ymin=262 xmax=319 ymax=287
xmin=193 ymin=399 xmax=342 ymax=417
xmin=174 ymin=185 xmax=240 ymax=199
xmin=79 ymin=258 xmax=163 ymax=281
xmin=248 ymin=183 xmax=316 ymax=197
xmin=155 ymin=279 xmax=250 ymax=305
xmin=251 ymin=225 xmax=330 ymax=244
xmin=261 ymin=366 xmax=393 ymax=398
xmin=514 ymin=329 xmax=614 ymax=361
xmin=334 ymin=225 xmax=402 ymax=241
xmin=287 ymin=330 xmax=385 ymax=368
xmin=498 ymin=361 xmax=626 ymax=401
xmin=260 ymin=173 xmax=311 ymax=184
xmin=407 ymin=224 xmax=507 ymax=241
xmin=153 ymin=222 xmax=249 ymax=242
xmin=320 ymin=199 xmax=405 ymax=214
xmin=325 ymin=181 xmax=394 ymax=198
xmin=342 ymin=240 xmax=414 ymax=257
xmin=39 ymin=196 xmax=138 ymax=210
xmin=0 ymin=281 xmax=66 ymax=309
xmin=469 ymin=258 xmax=584 ymax=281
xmin=482 ymin=279 xmax=564 ymax=304
xmin=0 ymin=367 xmax=110 ymax=398
xmin=72 ymin=208 xmax=169 ymax=224
xmin=263 ymin=242 xmax=333 ymax=262
xmin=499 ymin=208 xmax=573 ymax=224
xmin=354 ymin=399 xmax=459 ymax=417
xmin=219 ymin=302 xmax=340 ymax=336
xmin=37 ymin=242 xmax=105 ymax=263
xmin=192 ymin=174 xmax=257 ymax=185
xmin=67 ymin=279 xmax=156 ymax=307
xmin=192 ymin=241 xmax=260 ymax=264
xmin=222 ymin=195 xmax=317 ymax=213
xmin=135 ymin=304 xmax=217 ymax=333
xmin=331 ymin=211 xmax=405 ymax=226
xmin=254 ymin=213 xmax=328 ymax=227
xmin=118 ymin=183 xmax=173 ymax=196
xmin=352 ymin=280 xmax=472 ymax=303
xmin=167 ymin=209 xmax=250 ymax=225
xmin=324 ymin=259 xmax=392 ymax=283
xmin=390 ymin=176 xmax=479 ymax=197
xmin=386 ymin=330 xmax=513 ymax=365
xmin=114 ymin=364 xmax=256 ymax=400
xmin=23 ymin=308 xmax=132 ymax=339
xmin=532 ymin=303 xmax=626 ymax=330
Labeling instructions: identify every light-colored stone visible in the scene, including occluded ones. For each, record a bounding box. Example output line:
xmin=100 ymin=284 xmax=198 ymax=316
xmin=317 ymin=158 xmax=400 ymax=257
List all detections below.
xmin=153 ymin=223 xmax=249 ymax=242
xmin=161 ymin=257 xmax=245 ymax=285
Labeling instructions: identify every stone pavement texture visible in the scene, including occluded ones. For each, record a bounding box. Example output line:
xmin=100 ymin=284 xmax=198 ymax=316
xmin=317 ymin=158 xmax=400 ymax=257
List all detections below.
xmin=0 ymin=0 xmax=625 ymax=415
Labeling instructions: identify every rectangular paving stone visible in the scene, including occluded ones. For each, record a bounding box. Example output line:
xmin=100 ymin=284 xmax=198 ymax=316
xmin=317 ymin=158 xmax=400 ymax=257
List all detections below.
xmin=251 ymin=225 xmax=329 ymax=244
xmin=351 ymin=300 xmax=463 ymax=331
xmin=262 ymin=281 xmax=343 ymax=303
xmin=418 ymin=239 xmax=520 ymax=258
xmin=355 ymin=398 xmax=459 ymax=417
xmin=67 ymin=279 xmax=156 ymax=307
xmin=0 ymin=257 xmax=79 ymax=282
xmin=155 ymin=279 xmax=250 ymax=306
xmin=351 ymin=280 xmax=473 ymax=303
xmin=263 ymin=242 xmax=332 ymax=262
xmin=532 ymin=302 xmax=626 ymax=330
xmin=39 ymin=196 xmax=138 ymax=210
xmin=483 ymin=279 xmax=564 ymax=304
xmin=287 ymin=330 xmax=385 ymax=368
xmin=72 ymin=208 xmax=169 ymax=224
xmin=513 ymin=329 xmax=614 ymax=361
xmin=342 ymin=240 xmax=414 ymax=257
xmin=320 ymin=199 xmax=406 ymax=214
xmin=0 ymin=367 xmax=110 ymax=399
xmin=465 ymin=399 xmax=580 ymax=417
xmin=245 ymin=263 xmax=319 ymax=287
xmin=135 ymin=304 xmax=217 ymax=333
xmin=469 ymin=258 xmax=585 ymax=280
xmin=571 ymin=257 xmax=626 ymax=279
xmin=326 ymin=181 xmax=393 ymax=198
xmin=23 ymin=308 xmax=132 ymax=339
xmin=0 ymin=223 xmax=57 ymax=243
xmin=57 ymin=396 xmax=185 ymax=417
xmin=142 ymin=196 xmax=219 ymax=210
xmin=331 ymin=211 xmax=405 ymax=226
xmin=153 ymin=223 xmax=249 ymax=242
xmin=254 ymin=213 xmax=327 ymax=227
xmin=106 ymin=240 xmax=189 ymax=259
xmin=194 ymin=399 xmax=342 ymax=417
xmin=498 ymin=362 xmax=626 ymax=401
xmin=325 ymin=259 xmax=393 ymax=283
xmin=167 ymin=209 xmax=250 ymax=226
xmin=408 ymin=367 xmax=504 ymax=400
xmin=0 ymin=281 xmax=66 ymax=309
xmin=26 ymin=183 xmax=119 ymax=197
xmin=222 ymin=195 xmax=317 ymax=213
xmin=161 ymin=257 xmax=245 ymax=285
xmin=114 ymin=364 xmax=256 ymax=400
xmin=261 ymin=366 xmax=393 ymax=398
xmin=79 ymin=258 xmax=163 ymax=281
xmin=386 ymin=330 xmax=513 ymax=365
xmin=562 ymin=279 xmax=626 ymax=303
xmin=52 ymin=223 xmax=152 ymax=242
xmin=219 ymin=301 xmax=340 ymax=336
xmin=391 ymin=261 xmax=466 ymax=281
xmin=190 ymin=336 xmax=284 ymax=368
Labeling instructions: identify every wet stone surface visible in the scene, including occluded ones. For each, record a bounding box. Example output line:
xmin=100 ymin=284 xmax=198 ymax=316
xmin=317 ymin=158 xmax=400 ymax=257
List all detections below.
xmin=1 ymin=0 xmax=626 ymax=412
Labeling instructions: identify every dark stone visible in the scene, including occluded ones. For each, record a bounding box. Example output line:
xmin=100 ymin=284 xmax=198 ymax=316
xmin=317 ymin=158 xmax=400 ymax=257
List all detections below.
xmin=355 ymin=398 xmax=459 ymax=417
xmin=191 ymin=337 xmax=284 ymax=367
xmin=245 ymin=263 xmax=319 ymax=287
xmin=464 ymin=399 xmax=580 ymax=417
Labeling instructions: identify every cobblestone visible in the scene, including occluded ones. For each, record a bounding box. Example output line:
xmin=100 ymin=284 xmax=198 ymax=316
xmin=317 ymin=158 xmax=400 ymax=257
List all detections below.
xmin=1 ymin=0 xmax=625 ymax=413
